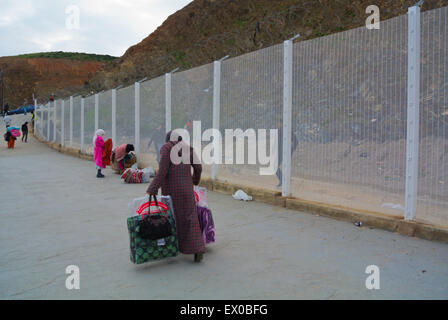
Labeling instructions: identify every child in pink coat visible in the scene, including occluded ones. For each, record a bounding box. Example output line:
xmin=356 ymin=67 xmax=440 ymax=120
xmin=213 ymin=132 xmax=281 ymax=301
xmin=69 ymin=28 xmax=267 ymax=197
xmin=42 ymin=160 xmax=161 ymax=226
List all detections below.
xmin=93 ymin=129 xmax=106 ymax=178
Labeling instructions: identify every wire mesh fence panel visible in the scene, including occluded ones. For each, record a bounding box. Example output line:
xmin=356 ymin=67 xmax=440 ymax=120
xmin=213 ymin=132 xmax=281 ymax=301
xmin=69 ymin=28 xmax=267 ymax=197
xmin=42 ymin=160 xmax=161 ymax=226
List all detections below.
xmin=34 ymin=107 xmax=39 ymax=137
xmin=41 ymin=105 xmax=48 ymax=139
xmin=83 ymin=95 xmax=95 ymax=154
xmin=52 ymin=102 xmax=56 ymax=141
xmin=171 ymin=63 xmax=214 ymax=177
xmin=45 ymin=104 xmax=50 ymax=140
xmin=99 ymin=90 xmax=112 ymax=143
xmin=72 ymin=96 xmax=82 ymax=149
xmin=54 ymin=101 xmax=58 ymax=142
xmin=64 ymin=99 xmax=70 ymax=146
xmin=49 ymin=101 xmax=55 ymax=142
xmin=116 ymin=85 xmax=135 ymax=147
xmin=417 ymin=7 xmax=448 ymax=227
xmin=47 ymin=103 xmax=51 ymax=141
xmin=38 ymin=106 xmax=42 ymax=138
xmin=219 ymin=44 xmax=284 ymax=189
xmin=35 ymin=107 xmax=41 ymax=137
xmin=291 ymin=15 xmax=408 ymax=215
xmin=27 ymin=7 xmax=447 ymax=228
xmin=55 ymin=100 xmax=62 ymax=144
xmin=140 ymin=76 xmax=165 ymax=168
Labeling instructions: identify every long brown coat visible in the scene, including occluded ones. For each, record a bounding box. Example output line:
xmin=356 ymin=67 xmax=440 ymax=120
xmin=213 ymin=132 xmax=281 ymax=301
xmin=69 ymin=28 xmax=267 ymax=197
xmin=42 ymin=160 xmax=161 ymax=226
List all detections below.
xmin=147 ymin=139 xmax=204 ymax=254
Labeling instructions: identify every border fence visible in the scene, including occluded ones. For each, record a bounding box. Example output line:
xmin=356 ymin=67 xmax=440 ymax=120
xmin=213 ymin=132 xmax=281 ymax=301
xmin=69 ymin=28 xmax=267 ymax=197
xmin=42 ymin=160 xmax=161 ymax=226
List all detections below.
xmin=34 ymin=5 xmax=447 ymax=227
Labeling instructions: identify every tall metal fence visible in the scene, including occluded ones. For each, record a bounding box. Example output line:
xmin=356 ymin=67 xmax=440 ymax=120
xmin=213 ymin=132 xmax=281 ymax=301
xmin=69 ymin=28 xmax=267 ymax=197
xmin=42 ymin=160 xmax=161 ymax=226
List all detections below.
xmin=34 ymin=5 xmax=448 ymax=228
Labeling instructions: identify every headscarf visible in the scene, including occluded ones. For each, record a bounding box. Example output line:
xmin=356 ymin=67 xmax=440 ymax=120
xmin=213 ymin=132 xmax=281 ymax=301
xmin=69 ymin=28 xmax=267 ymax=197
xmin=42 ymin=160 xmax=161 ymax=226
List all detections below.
xmin=165 ymin=130 xmax=183 ymax=143
xmin=114 ymin=144 xmax=128 ymax=162
xmin=165 ymin=130 xmax=200 ymax=164
xmin=93 ymin=129 xmax=105 ymax=145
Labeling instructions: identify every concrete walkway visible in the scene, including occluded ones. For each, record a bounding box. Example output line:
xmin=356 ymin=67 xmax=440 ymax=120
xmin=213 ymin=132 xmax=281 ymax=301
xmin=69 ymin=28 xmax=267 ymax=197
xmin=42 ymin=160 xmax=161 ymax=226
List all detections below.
xmin=0 ymin=114 xmax=447 ymax=299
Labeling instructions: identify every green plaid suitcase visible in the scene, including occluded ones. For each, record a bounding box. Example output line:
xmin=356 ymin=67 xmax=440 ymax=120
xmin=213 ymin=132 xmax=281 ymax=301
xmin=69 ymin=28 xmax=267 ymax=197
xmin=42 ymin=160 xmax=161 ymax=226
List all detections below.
xmin=127 ymin=197 xmax=179 ymax=264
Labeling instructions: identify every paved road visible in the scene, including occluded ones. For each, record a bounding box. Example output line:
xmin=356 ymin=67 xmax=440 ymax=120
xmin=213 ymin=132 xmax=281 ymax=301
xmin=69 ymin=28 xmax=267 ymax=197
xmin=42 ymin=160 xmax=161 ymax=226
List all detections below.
xmin=1 ymin=114 xmax=447 ymax=299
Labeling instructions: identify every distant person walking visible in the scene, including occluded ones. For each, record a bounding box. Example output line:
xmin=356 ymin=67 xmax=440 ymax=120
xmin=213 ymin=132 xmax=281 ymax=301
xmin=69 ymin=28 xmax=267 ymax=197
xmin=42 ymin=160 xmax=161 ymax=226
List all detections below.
xmin=21 ymin=122 xmax=28 ymax=143
xmin=4 ymin=114 xmax=11 ymax=129
xmin=147 ymin=123 xmax=165 ymax=162
xmin=3 ymin=103 xmax=9 ymax=116
xmin=93 ymin=129 xmax=106 ymax=178
xmin=184 ymin=120 xmax=193 ymax=138
xmin=146 ymin=130 xmax=205 ymax=262
xmin=276 ymin=120 xmax=298 ymax=187
xmin=31 ymin=111 xmax=35 ymax=132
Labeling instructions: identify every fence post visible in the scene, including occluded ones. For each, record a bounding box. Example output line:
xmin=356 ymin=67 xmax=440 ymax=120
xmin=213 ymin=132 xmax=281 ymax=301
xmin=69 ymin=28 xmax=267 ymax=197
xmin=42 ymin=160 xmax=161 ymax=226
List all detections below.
xmin=70 ymin=96 xmax=73 ymax=147
xmin=282 ymin=37 xmax=296 ymax=197
xmin=33 ymin=99 xmax=36 ymax=134
xmin=81 ymin=97 xmax=85 ymax=152
xmin=33 ymin=99 xmax=37 ymax=135
xmin=38 ymin=103 xmax=40 ymax=137
xmin=61 ymin=100 xmax=65 ymax=146
xmin=112 ymin=89 xmax=117 ymax=148
xmin=34 ymin=99 xmax=37 ymax=134
xmin=212 ymin=61 xmax=221 ymax=180
xmin=164 ymin=68 xmax=178 ymax=133
xmin=212 ymin=57 xmax=228 ymax=180
xmin=405 ymin=4 xmax=421 ymax=221
xmin=53 ymin=100 xmax=57 ymax=142
xmin=135 ymin=82 xmax=141 ymax=161
xmin=165 ymin=73 xmax=172 ymax=133
xmin=50 ymin=101 xmax=54 ymax=141
xmin=95 ymin=93 xmax=99 ymax=132
xmin=36 ymin=100 xmax=40 ymax=137
xmin=41 ymin=102 xmax=43 ymax=137
xmin=47 ymin=103 xmax=50 ymax=141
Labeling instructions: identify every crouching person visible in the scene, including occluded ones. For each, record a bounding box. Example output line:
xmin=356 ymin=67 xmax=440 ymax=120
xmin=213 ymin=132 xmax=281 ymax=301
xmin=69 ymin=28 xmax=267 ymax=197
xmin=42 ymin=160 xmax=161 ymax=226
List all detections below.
xmin=111 ymin=143 xmax=135 ymax=174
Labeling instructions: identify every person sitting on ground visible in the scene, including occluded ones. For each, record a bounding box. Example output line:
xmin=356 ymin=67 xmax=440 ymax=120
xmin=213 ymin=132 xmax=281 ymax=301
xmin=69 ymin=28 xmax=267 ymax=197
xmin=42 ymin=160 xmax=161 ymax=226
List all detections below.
xmin=21 ymin=122 xmax=28 ymax=143
xmin=93 ymin=129 xmax=106 ymax=178
xmin=112 ymin=143 xmax=135 ymax=173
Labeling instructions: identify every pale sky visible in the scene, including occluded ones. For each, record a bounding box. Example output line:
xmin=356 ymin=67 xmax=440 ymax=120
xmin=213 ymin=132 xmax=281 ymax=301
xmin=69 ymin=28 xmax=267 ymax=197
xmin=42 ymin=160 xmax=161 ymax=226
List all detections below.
xmin=0 ymin=0 xmax=193 ymax=57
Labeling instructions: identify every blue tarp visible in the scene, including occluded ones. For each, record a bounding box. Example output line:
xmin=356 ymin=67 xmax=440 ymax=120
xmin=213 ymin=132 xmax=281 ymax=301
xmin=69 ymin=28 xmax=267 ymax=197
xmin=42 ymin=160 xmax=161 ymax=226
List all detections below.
xmin=7 ymin=105 xmax=35 ymax=115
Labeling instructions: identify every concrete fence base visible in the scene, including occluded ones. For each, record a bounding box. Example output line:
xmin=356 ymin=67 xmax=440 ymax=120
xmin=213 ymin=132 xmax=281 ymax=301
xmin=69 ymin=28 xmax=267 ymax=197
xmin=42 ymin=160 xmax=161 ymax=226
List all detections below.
xmin=34 ymin=133 xmax=448 ymax=244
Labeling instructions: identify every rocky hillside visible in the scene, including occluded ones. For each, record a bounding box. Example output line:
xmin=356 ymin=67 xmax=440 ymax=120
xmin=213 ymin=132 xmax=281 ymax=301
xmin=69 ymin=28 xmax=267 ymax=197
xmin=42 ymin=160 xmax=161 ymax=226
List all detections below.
xmin=3 ymin=0 xmax=446 ymax=104
xmin=0 ymin=53 xmax=115 ymax=108
xmin=87 ymin=0 xmax=446 ymax=91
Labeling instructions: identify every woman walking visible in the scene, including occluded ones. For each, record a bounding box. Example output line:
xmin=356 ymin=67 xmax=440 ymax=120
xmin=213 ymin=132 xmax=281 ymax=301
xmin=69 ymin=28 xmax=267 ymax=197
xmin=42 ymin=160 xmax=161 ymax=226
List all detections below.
xmin=146 ymin=131 xmax=205 ymax=262
xmin=93 ymin=129 xmax=106 ymax=178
